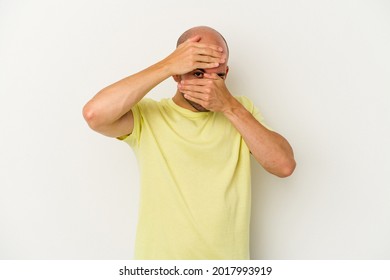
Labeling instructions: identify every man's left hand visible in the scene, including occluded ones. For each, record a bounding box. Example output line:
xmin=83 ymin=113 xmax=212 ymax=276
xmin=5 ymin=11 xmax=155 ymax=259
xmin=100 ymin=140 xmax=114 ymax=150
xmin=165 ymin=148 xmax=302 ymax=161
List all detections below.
xmin=177 ymin=73 xmax=234 ymax=113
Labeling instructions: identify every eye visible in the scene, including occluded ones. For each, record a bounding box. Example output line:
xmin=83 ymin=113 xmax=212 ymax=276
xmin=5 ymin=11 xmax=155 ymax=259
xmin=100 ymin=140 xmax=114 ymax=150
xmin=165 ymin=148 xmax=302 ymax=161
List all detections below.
xmin=193 ymin=71 xmax=204 ymax=78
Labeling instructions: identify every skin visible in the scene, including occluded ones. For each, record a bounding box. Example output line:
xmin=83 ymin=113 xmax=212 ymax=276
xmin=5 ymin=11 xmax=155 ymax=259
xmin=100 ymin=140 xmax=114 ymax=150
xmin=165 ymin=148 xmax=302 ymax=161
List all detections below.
xmin=83 ymin=26 xmax=296 ymax=177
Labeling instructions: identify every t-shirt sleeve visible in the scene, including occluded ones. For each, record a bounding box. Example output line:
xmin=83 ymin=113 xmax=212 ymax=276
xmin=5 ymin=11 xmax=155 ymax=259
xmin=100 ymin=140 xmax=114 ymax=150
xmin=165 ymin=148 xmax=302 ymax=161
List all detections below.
xmin=117 ymin=101 xmax=143 ymax=148
xmin=236 ymin=96 xmax=273 ymax=131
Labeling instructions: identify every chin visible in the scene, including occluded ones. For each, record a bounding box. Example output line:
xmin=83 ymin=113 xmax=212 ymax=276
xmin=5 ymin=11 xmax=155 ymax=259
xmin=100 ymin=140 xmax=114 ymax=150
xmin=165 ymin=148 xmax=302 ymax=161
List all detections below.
xmin=185 ymin=97 xmax=209 ymax=112
xmin=193 ymin=104 xmax=209 ymax=112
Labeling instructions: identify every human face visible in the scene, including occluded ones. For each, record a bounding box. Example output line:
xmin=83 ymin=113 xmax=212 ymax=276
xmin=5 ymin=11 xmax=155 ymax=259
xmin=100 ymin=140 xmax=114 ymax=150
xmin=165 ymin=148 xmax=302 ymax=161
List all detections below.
xmin=177 ymin=64 xmax=229 ymax=112
xmin=173 ymin=31 xmax=229 ymax=111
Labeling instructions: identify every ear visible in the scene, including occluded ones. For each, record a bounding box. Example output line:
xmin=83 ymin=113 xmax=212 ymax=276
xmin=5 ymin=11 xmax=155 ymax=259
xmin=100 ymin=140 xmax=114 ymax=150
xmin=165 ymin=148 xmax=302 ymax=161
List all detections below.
xmin=173 ymin=75 xmax=181 ymax=83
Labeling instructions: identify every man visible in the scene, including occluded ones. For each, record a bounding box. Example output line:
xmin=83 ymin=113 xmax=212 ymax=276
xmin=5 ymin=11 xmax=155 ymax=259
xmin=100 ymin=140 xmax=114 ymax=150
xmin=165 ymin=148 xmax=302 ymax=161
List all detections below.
xmin=83 ymin=26 xmax=296 ymax=259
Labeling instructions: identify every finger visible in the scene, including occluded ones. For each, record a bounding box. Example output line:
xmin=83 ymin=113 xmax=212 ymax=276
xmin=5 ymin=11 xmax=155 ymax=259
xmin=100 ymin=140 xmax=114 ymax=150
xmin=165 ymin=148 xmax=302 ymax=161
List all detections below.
xmin=188 ymin=41 xmax=224 ymax=53
xmin=193 ymin=62 xmax=220 ymax=69
xmin=203 ymin=73 xmax=221 ymax=80
xmin=194 ymin=54 xmax=219 ymax=64
xmin=185 ymin=35 xmax=201 ymax=43
xmin=182 ymin=91 xmax=207 ymax=103
xmin=194 ymin=49 xmax=226 ymax=63
xmin=195 ymin=45 xmax=225 ymax=57
xmin=178 ymin=84 xmax=208 ymax=94
xmin=196 ymin=53 xmax=226 ymax=64
xmin=183 ymin=37 xmax=223 ymax=54
xmin=183 ymin=92 xmax=211 ymax=110
xmin=181 ymin=78 xmax=212 ymax=86
xmin=193 ymin=54 xmax=224 ymax=67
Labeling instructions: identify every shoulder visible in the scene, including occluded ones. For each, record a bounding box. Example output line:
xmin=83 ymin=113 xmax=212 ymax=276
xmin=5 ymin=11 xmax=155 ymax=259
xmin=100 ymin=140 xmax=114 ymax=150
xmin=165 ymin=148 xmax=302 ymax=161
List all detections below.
xmin=137 ymin=98 xmax=159 ymax=108
xmin=134 ymin=98 xmax=162 ymax=114
xmin=233 ymin=95 xmax=270 ymax=128
xmin=234 ymin=95 xmax=256 ymax=112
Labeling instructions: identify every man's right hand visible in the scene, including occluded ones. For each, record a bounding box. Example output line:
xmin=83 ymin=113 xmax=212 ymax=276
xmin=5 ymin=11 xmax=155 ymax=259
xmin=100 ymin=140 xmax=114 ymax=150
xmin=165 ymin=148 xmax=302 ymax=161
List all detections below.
xmin=163 ymin=35 xmax=226 ymax=76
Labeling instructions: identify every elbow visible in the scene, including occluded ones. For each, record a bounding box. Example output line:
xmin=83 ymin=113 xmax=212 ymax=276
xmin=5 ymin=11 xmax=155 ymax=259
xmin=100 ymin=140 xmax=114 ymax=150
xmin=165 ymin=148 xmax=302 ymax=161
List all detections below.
xmin=82 ymin=102 xmax=102 ymax=131
xmin=276 ymin=158 xmax=296 ymax=178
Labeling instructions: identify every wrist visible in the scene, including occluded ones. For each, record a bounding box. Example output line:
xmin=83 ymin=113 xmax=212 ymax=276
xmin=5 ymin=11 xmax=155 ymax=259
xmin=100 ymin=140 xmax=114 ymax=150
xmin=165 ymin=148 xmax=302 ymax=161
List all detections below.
xmin=158 ymin=53 xmax=179 ymax=77
xmin=222 ymin=96 xmax=243 ymax=116
xmin=154 ymin=58 xmax=174 ymax=78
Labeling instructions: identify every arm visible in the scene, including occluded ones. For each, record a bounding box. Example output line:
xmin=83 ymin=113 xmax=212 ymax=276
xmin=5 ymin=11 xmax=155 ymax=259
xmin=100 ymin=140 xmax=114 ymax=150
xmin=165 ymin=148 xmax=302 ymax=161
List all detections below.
xmin=83 ymin=36 xmax=226 ymax=138
xmin=178 ymin=73 xmax=296 ymax=177
xmin=222 ymin=99 xmax=296 ymax=177
xmin=82 ymin=62 xmax=170 ymax=137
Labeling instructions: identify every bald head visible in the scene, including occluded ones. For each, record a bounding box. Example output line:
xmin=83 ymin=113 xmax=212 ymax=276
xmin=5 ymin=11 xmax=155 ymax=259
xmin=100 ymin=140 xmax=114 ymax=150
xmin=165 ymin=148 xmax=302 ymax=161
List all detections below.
xmin=176 ymin=26 xmax=229 ymax=60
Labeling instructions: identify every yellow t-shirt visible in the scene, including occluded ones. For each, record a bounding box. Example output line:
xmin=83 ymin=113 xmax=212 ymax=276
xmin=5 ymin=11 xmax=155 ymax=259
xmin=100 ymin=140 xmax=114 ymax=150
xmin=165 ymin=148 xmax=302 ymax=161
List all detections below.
xmin=122 ymin=96 xmax=267 ymax=259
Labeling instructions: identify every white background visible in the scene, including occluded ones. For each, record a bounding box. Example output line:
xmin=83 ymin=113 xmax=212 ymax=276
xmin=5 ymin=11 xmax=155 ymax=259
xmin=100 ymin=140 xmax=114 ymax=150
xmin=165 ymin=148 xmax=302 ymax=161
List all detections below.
xmin=0 ymin=0 xmax=389 ymax=259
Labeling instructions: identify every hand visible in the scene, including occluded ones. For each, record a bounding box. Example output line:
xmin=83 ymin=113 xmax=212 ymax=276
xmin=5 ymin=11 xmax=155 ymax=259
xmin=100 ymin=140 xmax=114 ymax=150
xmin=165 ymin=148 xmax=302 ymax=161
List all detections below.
xmin=163 ymin=36 xmax=226 ymax=76
xmin=178 ymin=73 xmax=235 ymax=112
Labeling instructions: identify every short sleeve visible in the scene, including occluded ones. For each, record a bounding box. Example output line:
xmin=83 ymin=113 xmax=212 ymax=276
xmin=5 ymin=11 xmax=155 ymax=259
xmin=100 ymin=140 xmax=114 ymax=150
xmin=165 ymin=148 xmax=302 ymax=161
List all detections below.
xmin=118 ymin=102 xmax=142 ymax=148
xmin=236 ymin=96 xmax=273 ymax=131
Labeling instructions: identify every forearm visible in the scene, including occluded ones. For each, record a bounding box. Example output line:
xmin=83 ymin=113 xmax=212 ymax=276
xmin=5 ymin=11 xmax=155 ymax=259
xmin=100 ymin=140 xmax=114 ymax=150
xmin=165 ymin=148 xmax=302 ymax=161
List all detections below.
xmin=223 ymin=98 xmax=296 ymax=177
xmin=83 ymin=60 xmax=171 ymax=128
